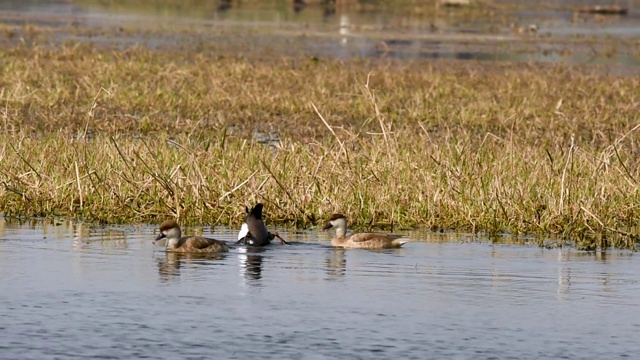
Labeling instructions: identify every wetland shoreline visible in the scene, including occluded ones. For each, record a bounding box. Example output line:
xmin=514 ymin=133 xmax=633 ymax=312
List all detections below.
xmin=1 ymin=2 xmax=639 ymax=249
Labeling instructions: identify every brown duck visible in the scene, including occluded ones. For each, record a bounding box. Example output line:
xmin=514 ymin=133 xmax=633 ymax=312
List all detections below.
xmin=322 ymin=214 xmax=407 ymax=249
xmin=153 ymin=220 xmax=229 ymax=253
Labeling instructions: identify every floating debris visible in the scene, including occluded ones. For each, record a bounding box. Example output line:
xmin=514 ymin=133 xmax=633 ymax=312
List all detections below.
xmin=578 ymin=5 xmax=628 ymax=16
xmin=510 ymin=23 xmax=538 ymax=34
xmin=438 ymin=0 xmax=472 ymax=7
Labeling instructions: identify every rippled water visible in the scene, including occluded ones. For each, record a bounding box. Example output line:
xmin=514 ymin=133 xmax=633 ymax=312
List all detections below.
xmin=1 ymin=219 xmax=639 ymax=359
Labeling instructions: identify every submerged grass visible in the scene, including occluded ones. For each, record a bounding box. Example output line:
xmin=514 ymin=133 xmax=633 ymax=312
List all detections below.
xmin=1 ymin=43 xmax=639 ymax=249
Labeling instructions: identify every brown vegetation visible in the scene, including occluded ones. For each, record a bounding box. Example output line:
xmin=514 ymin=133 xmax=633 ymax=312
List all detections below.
xmin=1 ymin=42 xmax=639 ymax=249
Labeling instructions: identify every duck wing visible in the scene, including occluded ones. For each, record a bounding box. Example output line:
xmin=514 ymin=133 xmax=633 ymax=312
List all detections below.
xmin=348 ymin=233 xmax=405 ymax=243
xmin=185 ymin=236 xmax=228 ymax=251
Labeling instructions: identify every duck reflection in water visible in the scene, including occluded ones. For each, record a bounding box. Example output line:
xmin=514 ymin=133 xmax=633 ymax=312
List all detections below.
xmin=157 ymin=251 xmax=227 ymax=283
xmin=238 ymin=246 xmax=266 ymax=286
xmin=325 ymin=247 xmax=346 ymax=280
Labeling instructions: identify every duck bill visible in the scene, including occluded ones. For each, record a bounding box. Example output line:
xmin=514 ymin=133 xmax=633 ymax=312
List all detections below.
xmin=153 ymin=233 xmax=165 ymax=244
xmin=321 ymin=223 xmax=333 ymax=231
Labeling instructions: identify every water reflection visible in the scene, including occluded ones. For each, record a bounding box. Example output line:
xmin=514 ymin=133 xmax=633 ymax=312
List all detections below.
xmin=556 ymin=248 xmax=572 ymax=300
xmin=157 ymin=251 xmax=181 ymax=281
xmin=156 ymin=251 xmax=227 ymax=283
xmin=325 ymin=247 xmax=346 ymax=280
xmin=553 ymin=248 xmax=630 ymax=302
xmin=237 ymin=246 xmax=266 ymax=286
xmin=70 ymin=222 xmax=128 ymax=250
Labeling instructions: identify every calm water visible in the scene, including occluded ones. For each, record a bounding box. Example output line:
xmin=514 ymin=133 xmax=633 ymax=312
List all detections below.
xmin=0 ymin=1 xmax=639 ymax=70
xmin=0 ymin=219 xmax=638 ymax=359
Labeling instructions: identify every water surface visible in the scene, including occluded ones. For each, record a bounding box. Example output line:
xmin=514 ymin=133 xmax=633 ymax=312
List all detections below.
xmin=1 ymin=219 xmax=638 ymax=359
xmin=0 ymin=1 xmax=639 ymax=71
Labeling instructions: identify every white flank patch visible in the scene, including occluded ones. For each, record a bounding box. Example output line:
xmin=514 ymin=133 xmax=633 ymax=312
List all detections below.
xmin=237 ymin=223 xmax=249 ymax=240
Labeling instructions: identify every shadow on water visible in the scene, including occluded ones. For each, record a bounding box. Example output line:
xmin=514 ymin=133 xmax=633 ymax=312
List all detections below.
xmin=0 ymin=0 xmax=639 ymax=70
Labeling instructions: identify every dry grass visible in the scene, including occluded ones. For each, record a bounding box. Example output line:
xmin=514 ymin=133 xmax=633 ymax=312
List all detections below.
xmin=1 ymin=43 xmax=639 ymax=249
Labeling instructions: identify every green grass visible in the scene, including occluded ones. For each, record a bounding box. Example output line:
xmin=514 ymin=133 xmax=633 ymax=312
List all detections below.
xmin=0 ymin=43 xmax=639 ymax=249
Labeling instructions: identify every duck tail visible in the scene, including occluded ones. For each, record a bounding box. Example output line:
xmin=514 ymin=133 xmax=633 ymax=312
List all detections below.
xmin=248 ymin=203 xmax=264 ymax=220
xmin=392 ymin=238 xmax=408 ymax=247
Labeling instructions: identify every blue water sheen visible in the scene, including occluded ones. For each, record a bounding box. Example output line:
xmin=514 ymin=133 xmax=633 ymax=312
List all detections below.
xmin=0 ymin=219 xmax=638 ymax=359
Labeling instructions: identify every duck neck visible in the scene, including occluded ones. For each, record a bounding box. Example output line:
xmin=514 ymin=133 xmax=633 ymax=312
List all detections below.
xmin=164 ymin=227 xmax=182 ymax=249
xmin=165 ymin=237 xmax=179 ymax=249
xmin=334 ymin=218 xmax=348 ymax=238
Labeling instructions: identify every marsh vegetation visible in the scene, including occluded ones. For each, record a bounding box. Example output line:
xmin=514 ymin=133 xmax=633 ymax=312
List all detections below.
xmin=1 ymin=42 xmax=639 ymax=249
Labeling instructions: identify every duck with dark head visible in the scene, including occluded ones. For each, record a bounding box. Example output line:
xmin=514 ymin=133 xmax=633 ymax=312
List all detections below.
xmin=153 ymin=220 xmax=229 ymax=253
xmin=237 ymin=203 xmax=290 ymax=246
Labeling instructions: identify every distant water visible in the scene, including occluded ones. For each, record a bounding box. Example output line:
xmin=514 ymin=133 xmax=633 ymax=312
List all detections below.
xmin=0 ymin=219 xmax=638 ymax=359
xmin=0 ymin=0 xmax=639 ymax=71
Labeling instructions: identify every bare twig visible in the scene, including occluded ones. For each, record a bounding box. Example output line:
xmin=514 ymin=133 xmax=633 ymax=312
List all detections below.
xmin=310 ymin=101 xmax=346 ymax=156
xmin=87 ymin=87 xmax=111 ymax=118
xmin=8 ymin=141 xmax=41 ymax=181
xmin=260 ymin=158 xmax=315 ymax=224
xmin=75 ymin=161 xmax=83 ymax=211
xmin=219 ymin=170 xmax=258 ymax=201
xmin=559 ymin=135 xmax=575 ymax=212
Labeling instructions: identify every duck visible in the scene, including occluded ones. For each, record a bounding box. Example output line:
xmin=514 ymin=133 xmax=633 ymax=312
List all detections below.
xmin=153 ymin=220 xmax=229 ymax=253
xmin=321 ymin=214 xmax=408 ymax=249
xmin=237 ymin=203 xmax=290 ymax=246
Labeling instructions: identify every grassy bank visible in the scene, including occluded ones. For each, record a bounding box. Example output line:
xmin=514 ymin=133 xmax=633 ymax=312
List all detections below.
xmin=1 ymin=44 xmax=639 ymax=249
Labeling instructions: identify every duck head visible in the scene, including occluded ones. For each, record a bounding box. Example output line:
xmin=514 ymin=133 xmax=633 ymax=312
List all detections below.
xmin=154 ymin=220 xmax=181 ymax=247
xmin=322 ymin=214 xmax=348 ymax=237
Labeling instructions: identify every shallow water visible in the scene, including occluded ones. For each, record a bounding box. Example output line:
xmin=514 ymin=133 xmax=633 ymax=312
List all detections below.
xmin=1 ymin=219 xmax=638 ymax=359
xmin=0 ymin=1 xmax=639 ymax=71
